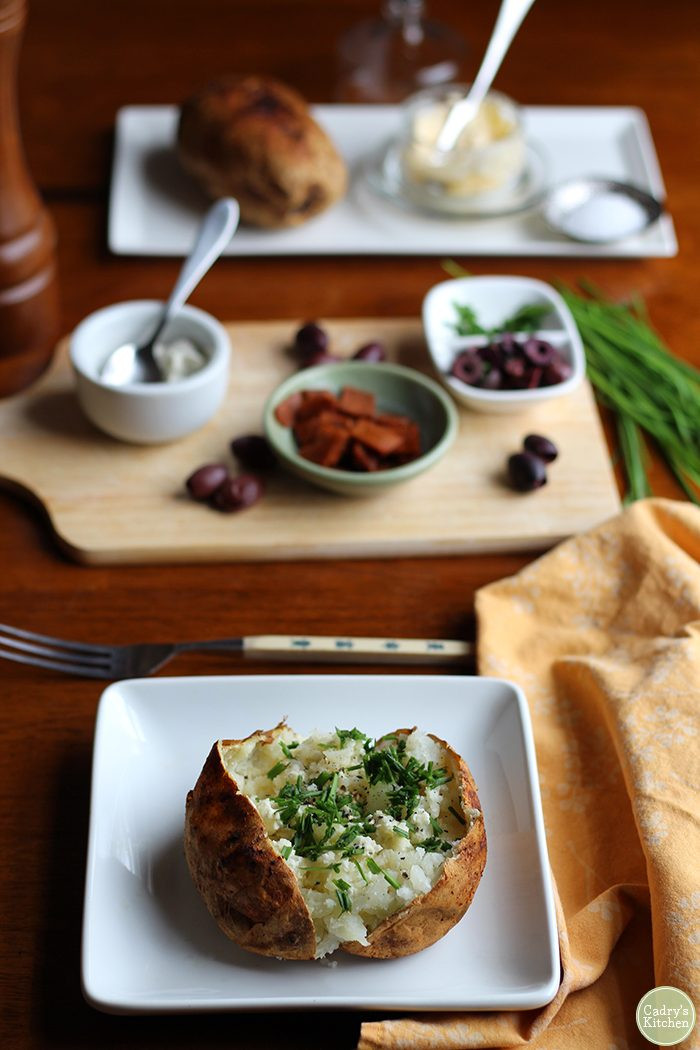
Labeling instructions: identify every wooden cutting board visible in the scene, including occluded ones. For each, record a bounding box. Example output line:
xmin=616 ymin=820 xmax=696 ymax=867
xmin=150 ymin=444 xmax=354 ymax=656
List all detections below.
xmin=0 ymin=319 xmax=621 ymax=564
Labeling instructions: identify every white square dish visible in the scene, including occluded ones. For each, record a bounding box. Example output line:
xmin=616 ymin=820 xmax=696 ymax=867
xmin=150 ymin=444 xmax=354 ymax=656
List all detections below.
xmin=82 ymin=674 xmax=559 ymax=1014
xmin=422 ymin=275 xmax=585 ymax=413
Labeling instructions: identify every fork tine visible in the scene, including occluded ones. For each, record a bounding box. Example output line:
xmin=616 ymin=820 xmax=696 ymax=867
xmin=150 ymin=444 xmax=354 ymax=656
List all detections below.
xmin=0 ymin=622 xmax=112 ymax=657
xmin=0 ymin=632 xmax=112 ymax=668
xmin=0 ymin=646 xmax=113 ymax=678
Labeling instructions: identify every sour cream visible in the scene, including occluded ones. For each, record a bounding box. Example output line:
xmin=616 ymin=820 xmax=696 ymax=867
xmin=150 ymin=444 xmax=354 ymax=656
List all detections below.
xmin=153 ymin=337 xmax=208 ymax=382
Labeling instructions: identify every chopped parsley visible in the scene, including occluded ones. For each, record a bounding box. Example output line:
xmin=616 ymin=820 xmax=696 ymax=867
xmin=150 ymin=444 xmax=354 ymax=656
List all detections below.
xmin=452 ymin=300 xmax=552 ymax=337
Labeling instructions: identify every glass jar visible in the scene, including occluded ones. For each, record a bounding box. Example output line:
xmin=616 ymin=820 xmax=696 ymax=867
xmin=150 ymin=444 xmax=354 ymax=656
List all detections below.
xmin=399 ymin=83 xmax=526 ymax=201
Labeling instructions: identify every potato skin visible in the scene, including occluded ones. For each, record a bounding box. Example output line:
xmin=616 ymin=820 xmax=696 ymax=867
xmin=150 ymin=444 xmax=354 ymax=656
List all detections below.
xmin=341 ymin=729 xmax=487 ymax=959
xmin=184 ymin=730 xmax=316 ymax=959
xmin=177 ymin=75 xmax=347 ymax=228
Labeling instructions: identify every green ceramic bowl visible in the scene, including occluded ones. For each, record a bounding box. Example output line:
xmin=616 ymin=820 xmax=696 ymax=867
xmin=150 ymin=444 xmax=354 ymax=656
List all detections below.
xmin=263 ymin=361 xmax=458 ymax=496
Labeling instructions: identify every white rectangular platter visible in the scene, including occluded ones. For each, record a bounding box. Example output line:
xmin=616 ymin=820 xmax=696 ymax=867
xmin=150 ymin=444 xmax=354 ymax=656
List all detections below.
xmin=109 ymin=103 xmax=677 ymax=258
xmin=82 ymin=674 xmax=559 ymax=1013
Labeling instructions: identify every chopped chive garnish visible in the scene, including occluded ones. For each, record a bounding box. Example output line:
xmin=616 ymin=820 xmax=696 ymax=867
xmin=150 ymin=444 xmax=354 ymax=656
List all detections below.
xmin=366 ymin=857 xmax=400 ymax=890
xmin=280 ymin=845 xmax=292 ymax=860
xmin=333 ymin=879 xmax=352 ymax=912
xmin=420 ymin=836 xmax=453 ymax=853
xmin=268 ymin=729 xmax=454 ymax=864
xmin=448 ymin=805 xmax=466 ymax=826
xmin=352 ymin=858 xmax=368 ymax=884
xmin=335 ymin=727 xmax=369 ymax=747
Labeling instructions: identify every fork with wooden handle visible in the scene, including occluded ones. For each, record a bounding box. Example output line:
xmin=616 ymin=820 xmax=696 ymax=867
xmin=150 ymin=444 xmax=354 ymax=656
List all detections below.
xmin=0 ymin=623 xmax=473 ymax=679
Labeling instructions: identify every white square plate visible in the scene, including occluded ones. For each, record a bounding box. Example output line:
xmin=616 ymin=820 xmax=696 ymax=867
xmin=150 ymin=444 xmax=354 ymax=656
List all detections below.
xmin=108 ymin=103 xmax=676 ymax=258
xmin=82 ymin=674 xmax=559 ymax=1013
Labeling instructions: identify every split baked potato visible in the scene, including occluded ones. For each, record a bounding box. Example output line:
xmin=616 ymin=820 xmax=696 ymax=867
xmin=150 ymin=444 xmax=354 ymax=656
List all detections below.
xmin=184 ymin=723 xmax=486 ymax=960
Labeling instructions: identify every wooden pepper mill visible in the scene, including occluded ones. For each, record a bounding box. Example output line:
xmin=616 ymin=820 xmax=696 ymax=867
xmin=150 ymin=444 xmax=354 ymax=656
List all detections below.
xmin=0 ymin=0 xmax=59 ymax=396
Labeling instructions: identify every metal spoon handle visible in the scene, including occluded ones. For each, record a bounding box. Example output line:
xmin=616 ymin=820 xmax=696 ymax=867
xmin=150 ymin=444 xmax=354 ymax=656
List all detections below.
xmin=436 ymin=0 xmax=536 ymax=152
xmin=160 ymin=198 xmax=240 ymax=333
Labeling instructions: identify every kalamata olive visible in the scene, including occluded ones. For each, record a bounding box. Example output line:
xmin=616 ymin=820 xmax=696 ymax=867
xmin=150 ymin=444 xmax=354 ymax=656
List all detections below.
xmin=481 ymin=367 xmax=503 ymax=389
xmin=507 ymin=452 xmax=547 ymax=492
xmin=523 ymin=433 xmax=559 ymax=462
xmin=499 ymin=333 xmax=517 ymax=352
xmin=482 ymin=342 xmax=504 ymax=367
xmin=294 ymin=322 xmax=328 ymax=360
xmin=353 ymin=341 xmax=387 ymax=363
xmin=231 ymin=434 xmax=277 ymax=471
xmin=212 ymin=474 xmax=264 ymax=512
xmin=186 ymin=463 xmax=229 ymax=502
xmin=300 ymin=350 xmax=341 ymax=368
xmin=451 ymin=349 xmax=484 ymax=385
xmin=523 ymin=338 xmax=556 ymax=366
xmin=542 ymin=359 xmax=573 ymax=386
xmin=502 ymin=356 xmax=527 ymax=386
xmin=526 ymin=366 xmax=544 ymax=389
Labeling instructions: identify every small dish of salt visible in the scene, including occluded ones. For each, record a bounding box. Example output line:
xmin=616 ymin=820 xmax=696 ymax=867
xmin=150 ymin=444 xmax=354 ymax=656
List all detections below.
xmin=542 ymin=177 xmax=663 ymax=244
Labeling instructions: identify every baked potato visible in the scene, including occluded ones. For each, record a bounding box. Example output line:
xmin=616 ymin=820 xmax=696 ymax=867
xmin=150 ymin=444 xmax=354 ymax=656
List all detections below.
xmin=184 ymin=723 xmax=486 ymax=960
xmin=177 ymin=75 xmax=347 ymax=228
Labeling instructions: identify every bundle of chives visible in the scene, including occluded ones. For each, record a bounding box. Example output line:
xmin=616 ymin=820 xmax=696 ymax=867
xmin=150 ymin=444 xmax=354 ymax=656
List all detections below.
xmin=558 ymin=284 xmax=700 ymax=505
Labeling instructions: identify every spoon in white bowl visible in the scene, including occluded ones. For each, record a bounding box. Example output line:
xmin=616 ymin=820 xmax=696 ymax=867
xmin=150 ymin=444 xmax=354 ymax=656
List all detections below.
xmin=435 ymin=0 xmax=536 ymax=154
xmin=101 ymin=197 xmax=240 ymax=385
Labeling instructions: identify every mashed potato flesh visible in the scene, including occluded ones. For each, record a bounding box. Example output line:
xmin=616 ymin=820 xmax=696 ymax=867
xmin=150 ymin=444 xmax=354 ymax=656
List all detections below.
xmin=222 ymin=727 xmax=479 ymax=958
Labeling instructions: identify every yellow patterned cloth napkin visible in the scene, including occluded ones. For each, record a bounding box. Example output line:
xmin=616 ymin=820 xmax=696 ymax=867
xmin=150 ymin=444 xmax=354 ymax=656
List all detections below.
xmin=359 ymin=498 xmax=699 ymax=1050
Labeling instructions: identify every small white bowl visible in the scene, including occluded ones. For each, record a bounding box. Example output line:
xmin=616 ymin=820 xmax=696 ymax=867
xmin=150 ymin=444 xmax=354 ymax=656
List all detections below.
xmin=422 ymin=275 xmax=585 ymax=414
xmin=70 ymin=300 xmax=230 ymax=443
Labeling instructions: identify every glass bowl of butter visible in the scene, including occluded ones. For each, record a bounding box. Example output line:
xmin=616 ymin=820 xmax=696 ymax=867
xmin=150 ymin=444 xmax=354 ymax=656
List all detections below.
xmin=367 ymin=83 xmax=541 ymax=217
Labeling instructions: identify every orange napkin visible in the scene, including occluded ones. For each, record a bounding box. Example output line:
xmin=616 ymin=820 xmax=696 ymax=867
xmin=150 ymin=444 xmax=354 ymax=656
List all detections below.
xmin=359 ymin=498 xmax=699 ymax=1050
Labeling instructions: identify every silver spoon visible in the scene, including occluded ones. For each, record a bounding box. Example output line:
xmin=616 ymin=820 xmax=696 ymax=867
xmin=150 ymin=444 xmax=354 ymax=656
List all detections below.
xmin=101 ymin=197 xmax=240 ymax=385
xmin=435 ymin=0 xmax=536 ymax=154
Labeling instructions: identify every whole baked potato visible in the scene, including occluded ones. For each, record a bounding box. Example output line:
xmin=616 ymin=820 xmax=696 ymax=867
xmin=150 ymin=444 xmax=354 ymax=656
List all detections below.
xmin=177 ymin=75 xmax=347 ymax=229
xmin=184 ymin=723 xmax=486 ymax=960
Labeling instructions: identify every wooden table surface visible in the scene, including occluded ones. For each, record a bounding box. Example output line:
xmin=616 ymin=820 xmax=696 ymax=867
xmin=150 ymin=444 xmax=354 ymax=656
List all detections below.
xmin=3 ymin=1 xmax=698 ymax=1047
